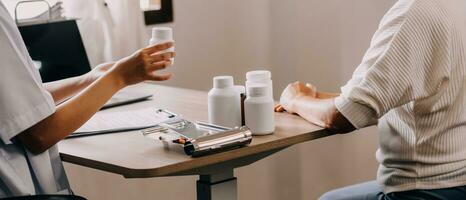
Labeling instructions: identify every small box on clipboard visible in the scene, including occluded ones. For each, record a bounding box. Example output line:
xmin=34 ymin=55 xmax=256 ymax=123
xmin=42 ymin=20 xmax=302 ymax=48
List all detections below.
xmin=142 ymin=118 xmax=253 ymax=157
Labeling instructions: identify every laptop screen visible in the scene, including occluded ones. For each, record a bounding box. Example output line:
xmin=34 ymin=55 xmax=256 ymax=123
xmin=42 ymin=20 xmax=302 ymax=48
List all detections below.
xmin=18 ymin=19 xmax=91 ymax=82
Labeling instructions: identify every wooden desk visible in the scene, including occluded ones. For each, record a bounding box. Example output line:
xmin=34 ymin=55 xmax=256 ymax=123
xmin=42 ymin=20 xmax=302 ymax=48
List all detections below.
xmin=58 ymin=83 xmax=331 ymax=200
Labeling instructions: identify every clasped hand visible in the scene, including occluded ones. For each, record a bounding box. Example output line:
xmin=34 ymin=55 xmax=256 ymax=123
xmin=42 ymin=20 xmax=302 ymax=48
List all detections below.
xmin=275 ymin=81 xmax=317 ymax=113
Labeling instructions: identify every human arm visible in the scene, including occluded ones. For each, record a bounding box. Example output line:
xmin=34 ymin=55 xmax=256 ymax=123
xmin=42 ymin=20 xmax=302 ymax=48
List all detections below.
xmin=17 ymin=42 xmax=175 ymax=154
xmin=307 ymin=82 xmax=340 ymax=99
xmin=44 ymin=62 xmax=115 ymax=104
xmin=278 ymin=82 xmax=355 ymax=133
xmin=274 ymin=83 xmax=340 ymax=112
xmin=317 ymin=91 xmax=340 ymax=99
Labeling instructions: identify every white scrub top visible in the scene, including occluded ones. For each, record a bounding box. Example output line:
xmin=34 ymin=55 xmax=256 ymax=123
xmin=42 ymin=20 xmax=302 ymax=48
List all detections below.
xmin=0 ymin=2 xmax=70 ymax=197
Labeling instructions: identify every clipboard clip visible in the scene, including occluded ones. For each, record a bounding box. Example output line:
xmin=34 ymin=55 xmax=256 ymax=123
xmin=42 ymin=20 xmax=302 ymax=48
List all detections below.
xmin=156 ymin=109 xmax=177 ymax=118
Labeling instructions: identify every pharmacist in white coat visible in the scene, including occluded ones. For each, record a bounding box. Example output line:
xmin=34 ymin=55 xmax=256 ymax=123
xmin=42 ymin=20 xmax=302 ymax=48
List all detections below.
xmin=0 ymin=2 xmax=175 ymax=197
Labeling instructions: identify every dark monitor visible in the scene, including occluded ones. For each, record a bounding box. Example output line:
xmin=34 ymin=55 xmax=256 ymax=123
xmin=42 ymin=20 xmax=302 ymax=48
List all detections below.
xmin=18 ymin=19 xmax=91 ymax=82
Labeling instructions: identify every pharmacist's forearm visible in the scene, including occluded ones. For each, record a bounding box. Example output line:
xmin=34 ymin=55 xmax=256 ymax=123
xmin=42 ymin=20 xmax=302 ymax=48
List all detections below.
xmin=18 ymin=72 xmax=125 ymax=154
xmin=44 ymin=74 xmax=96 ymax=104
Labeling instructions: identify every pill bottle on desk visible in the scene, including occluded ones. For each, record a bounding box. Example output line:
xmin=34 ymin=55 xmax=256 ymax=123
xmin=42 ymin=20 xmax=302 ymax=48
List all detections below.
xmin=245 ymin=84 xmax=275 ymax=135
xmin=208 ymin=76 xmax=242 ymax=128
xmin=149 ymin=27 xmax=175 ymax=63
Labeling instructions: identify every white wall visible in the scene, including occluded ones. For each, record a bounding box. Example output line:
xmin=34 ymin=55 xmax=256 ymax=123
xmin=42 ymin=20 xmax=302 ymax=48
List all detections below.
xmin=158 ymin=0 xmax=272 ymax=90
xmin=65 ymin=1 xmax=397 ymax=199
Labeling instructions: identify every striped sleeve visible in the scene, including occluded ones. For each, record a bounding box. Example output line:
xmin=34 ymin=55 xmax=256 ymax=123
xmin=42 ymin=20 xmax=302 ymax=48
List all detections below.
xmin=335 ymin=1 xmax=451 ymax=129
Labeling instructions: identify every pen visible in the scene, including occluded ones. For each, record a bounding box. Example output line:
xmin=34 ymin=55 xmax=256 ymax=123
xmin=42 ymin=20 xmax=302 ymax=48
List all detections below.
xmin=159 ymin=135 xmax=188 ymax=144
xmin=172 ymin=138 xmax=188 ymax=144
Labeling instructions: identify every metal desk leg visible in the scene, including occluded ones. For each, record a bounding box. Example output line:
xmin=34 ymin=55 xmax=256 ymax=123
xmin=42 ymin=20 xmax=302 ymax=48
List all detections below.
xmin=197 ymin=169 xmax=237 ymax=200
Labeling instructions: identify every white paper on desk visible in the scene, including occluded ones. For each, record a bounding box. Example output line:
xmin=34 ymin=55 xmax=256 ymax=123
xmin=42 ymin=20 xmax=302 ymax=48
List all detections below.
xmin=75 ymin=108 xmax=171 ymax=133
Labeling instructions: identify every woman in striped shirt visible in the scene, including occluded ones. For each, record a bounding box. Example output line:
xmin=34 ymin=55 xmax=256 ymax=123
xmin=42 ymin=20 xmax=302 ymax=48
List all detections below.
xmin=277 ymin=0 xmax=466 ymax=199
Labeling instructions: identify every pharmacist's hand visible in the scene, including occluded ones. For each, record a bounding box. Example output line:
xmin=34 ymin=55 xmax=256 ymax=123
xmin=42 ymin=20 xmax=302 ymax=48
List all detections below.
xmin=276 ymin=81 xmax=317 ymax=113
xmin=111 ymin=42 xmax=175 ymax=87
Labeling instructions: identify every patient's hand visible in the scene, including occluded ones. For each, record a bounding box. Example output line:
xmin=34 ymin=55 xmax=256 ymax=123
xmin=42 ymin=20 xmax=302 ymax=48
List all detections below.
xmin=276 ymin=81 xmax=317 ymax=113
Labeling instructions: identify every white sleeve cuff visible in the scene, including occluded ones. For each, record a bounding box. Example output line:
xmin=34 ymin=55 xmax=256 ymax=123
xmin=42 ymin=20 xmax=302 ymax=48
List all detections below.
xmin=334 ymin=96 xmax=378 ymax=129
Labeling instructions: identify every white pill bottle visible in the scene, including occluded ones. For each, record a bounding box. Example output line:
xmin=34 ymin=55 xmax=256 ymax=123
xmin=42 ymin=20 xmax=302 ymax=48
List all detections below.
xmin=149 ymin=27 xmax=175 ymax=63
xmin=244 ymin=84 xmax=275 ymax=135
xmin=208 ymin=76 xmax=242 ymax=128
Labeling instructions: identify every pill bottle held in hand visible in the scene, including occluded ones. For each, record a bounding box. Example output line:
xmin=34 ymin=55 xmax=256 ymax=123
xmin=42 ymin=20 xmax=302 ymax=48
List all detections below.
xmin=245 ymin=84 xmax=275 ymax=135
xmin=150 ymin=27 xmax=175 ymax=63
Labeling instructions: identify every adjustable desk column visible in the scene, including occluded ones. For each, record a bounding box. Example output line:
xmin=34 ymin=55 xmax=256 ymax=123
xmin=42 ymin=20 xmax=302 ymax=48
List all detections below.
xmin=197 ymin=170 xmax=237 ymax=200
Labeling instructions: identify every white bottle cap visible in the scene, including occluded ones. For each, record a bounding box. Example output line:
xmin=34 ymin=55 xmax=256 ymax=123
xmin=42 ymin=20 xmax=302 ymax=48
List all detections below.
xmin=247 ymin=84 xmax=268 ymax=97
xmin=246 ymin=70 xmax=271 ymax=81
xmin=151 ymin=27 xmax=173 ymax=41
xmin=213 ymin=76 xmax=234 ymax=89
